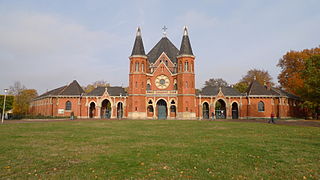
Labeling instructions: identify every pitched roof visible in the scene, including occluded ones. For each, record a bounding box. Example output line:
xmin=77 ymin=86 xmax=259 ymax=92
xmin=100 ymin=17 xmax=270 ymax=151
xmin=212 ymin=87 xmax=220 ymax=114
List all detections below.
xmin=201 ymin=86 xmax=242 ymax=96
xmin=147 ymin=37 xmax=179 ymax=63
xmin=85 ymin=86 xmax=127 ymax=96
xmin=270 ymin=88 xmax=300 ymax=99
xmin=37 ymin=85 xmax=67 ymax=98
xmin=246 ymin=80 xmax=274 ymax=96
xmin=178 ymin=26 xmax=193 ymax=56
xmin=108 ymin=87 xmax=127 ymax=96
xmin=85 ymin=86 xmax=105 ymax=96
xmin=245 ymin=80 xmax=300 ymax=99
xmin=131 ymin=27 xmax=146 ymax=56
xmin=60 ymin=80 xmax=85 ymax=95
xmin=37 ymin=80 xmax=84 ymax=99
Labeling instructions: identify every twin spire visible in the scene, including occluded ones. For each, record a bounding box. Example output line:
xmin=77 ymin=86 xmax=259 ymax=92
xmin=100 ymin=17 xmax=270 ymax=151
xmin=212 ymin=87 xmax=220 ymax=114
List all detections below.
xmin=131 ymin=26 xmax=193 ymax=57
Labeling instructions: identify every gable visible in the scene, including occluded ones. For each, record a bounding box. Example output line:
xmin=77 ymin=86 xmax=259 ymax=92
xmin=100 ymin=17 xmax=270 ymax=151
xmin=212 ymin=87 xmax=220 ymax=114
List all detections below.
xmin=148 ymin=62 xmax=176 ymax=91
xmin=152 ymin=52 xmax=176 ymax=73
xmin=147 ymin=37 xmax=179 ymax=64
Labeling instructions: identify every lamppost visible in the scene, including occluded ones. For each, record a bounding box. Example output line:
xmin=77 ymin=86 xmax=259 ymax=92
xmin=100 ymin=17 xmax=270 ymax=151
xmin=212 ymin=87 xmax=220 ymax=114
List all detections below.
xmin=2 ymin=89 xmax=8 ymax=124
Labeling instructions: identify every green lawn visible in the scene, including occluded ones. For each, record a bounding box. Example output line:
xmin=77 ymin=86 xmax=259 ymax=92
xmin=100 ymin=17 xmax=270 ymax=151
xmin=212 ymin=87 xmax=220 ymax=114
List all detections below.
xmin=0 ymin=120 xmax=319 ymax=179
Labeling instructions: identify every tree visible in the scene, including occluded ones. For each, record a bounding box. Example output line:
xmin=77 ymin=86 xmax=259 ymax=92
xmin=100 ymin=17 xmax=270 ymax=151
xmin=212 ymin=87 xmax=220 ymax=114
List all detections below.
xmin=83 ymin=80 xmax=110 ymax=93
xmin=232 ymin=69 xmax=274 ymax=93
xmin=277 ymin=47 xmax=320 ymax=95
xmin=0 ymin=95 xmax=14 ymax=115
xmin=298 ymin=55 xmax=320 ymax=119
xmin=233 ymin=82 xmax=248 ymax=93
xmin=13 ymin=89 xmax=38 ymax=116
xmin=204 ymin=78 xmax=229 ymax=88
xmin=7 ymin=81 xmax=38 ymax=116
xmin=9 ymin=81 xmax=26 ymax=95
xmin=240 ymin=68 xmax=274 ymax=86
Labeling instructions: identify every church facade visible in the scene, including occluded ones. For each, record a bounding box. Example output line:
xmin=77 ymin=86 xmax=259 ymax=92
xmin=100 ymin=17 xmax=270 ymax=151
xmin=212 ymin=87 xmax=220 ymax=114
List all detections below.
xmin=30 ymin=27 xmax=303 ymax=120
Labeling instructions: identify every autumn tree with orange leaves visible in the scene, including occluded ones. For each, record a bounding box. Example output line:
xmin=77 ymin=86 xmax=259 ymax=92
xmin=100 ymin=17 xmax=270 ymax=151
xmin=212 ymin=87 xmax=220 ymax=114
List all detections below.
xmin=277 ymin=47 xmax=320 ymax=95
xmin=278 ymin=47 xmax=320 ymax=119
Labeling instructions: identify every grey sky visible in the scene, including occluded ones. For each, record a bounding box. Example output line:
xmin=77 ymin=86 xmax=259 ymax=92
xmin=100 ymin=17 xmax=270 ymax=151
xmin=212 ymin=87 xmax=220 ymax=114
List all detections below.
xmin=0 ymin=0 xmax=319 ymax=94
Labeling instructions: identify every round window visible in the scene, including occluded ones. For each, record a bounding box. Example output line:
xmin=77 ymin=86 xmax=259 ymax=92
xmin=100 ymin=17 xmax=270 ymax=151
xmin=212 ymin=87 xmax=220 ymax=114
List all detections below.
xmin=160 ymin=79 xmax=165 ymax=85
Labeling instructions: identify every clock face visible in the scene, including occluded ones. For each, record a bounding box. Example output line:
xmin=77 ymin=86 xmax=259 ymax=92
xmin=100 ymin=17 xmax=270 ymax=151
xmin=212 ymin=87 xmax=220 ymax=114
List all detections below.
xmin=155 ymin=75 xmax=170 ymax=89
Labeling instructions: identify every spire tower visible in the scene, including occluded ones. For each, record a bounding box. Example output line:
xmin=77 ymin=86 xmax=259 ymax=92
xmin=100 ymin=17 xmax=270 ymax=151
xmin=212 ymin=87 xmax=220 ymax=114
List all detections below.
xmin=131 ymin=27 xmax=146 ymax=56
xmin=178 ymin=26 xmax=193 ymax=56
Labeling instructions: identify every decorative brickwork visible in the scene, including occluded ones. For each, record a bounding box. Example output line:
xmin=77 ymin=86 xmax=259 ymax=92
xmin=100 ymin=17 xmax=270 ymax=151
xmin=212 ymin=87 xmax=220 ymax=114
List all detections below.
xmin=30 ymin=27 xmax=303 ymax=119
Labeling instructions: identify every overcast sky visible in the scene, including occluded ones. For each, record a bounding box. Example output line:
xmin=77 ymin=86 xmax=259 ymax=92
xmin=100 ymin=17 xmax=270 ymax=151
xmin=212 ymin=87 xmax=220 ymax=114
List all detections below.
xmin=0 ymin=0 xmax=319 ymax=94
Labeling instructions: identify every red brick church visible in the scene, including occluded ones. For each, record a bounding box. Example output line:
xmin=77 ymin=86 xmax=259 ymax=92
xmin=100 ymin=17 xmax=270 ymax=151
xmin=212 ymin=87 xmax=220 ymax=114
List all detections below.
xmin=30 ymin=27 xmax=302 ymax=119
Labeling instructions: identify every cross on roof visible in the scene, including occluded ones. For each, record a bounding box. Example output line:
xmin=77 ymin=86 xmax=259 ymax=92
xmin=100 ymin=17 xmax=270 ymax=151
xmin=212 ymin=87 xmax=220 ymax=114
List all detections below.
xmin=162 ymin=25 xmax=167 ymax=37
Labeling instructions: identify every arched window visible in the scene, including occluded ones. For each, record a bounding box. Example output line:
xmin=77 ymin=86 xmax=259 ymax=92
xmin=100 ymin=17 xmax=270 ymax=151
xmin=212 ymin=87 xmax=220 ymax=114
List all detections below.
xmin=185 ymin=61 xmax=189 ymax=72
xmin=65 ymin=101 xmax=72 ymax=110
xmin=147 ymin=84 xmax=151 ymax=90
xmin=258 ymin=101 xmax=265 ymax=112
xmin=170 ymin=105 xmax=176 ymax=113
xmin=135 ymin=62 xmax=139 ymax=72
xmin=148 ymin=105 xmax=154 ymax=112
xmin=179 ymin=63 xmax=182 ymax=72
xmin=141 ymin=63 xmax=144 ymax=72
xmin=185 ymin=81 xmax=188 ymax=88
xmin=174 ymin=83 xmax=177 ymax=90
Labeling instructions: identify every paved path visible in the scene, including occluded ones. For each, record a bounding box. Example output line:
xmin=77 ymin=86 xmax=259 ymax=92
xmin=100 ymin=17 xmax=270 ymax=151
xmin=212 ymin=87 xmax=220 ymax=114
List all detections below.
xmin=2 ymin=118 xmax=320 ymax=127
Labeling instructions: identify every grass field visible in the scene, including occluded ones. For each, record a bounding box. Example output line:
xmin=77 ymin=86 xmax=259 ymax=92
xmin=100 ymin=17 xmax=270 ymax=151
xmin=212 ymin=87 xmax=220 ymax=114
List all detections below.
xmin=0 ymin=120 xmax=319 ymax=179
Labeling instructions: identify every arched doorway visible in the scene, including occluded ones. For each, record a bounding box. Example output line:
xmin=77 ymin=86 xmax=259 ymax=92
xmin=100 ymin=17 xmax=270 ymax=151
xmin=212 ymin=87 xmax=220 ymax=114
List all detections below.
xmin=202 ymin=102 xmax=209 ymax=119
xmin=101 ymin=99 xmax=112 ymax=119
xmin=89 ymin=102 xmax=96 ymax=118
xmin=215 ymin=99 xmax=226 ymax=119
xmin=232 ymin=102 xmax=239 ymax=119
xmin=157 ymin=99 xmax=167 ymax=119
xmin=117 ymin=102 xmax=123 ymax=119
xmin=170 ymin=105 xmax=176 ymax=118
xmin=147 ymin=105 xmax=154 ymax=117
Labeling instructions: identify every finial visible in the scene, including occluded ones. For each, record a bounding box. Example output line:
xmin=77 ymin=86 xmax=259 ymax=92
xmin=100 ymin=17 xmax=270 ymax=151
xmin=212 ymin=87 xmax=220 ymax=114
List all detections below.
xmin=136 ymin=27 xmax=141 ymax=36
xmin=183 ymin=26 xmax=188 ymax=36
xmin=162 ymin=25 xmax=167 ymax=37
xmin=253 ymin=76 xmax=256 ymax=80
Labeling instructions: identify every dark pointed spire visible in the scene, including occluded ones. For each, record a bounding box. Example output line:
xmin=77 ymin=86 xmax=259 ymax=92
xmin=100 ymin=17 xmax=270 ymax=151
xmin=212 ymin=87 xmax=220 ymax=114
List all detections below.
xmin=131 ymin=27 xmax=146 ymax=56
xmin=178 ymin=26 xmax=194 ymax=56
